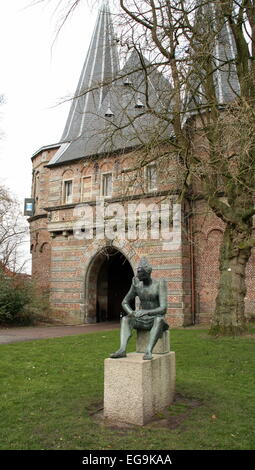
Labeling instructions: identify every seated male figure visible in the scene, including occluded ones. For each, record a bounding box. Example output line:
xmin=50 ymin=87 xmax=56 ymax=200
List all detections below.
xmin=110 ymin=258 xmax=169 ymax=360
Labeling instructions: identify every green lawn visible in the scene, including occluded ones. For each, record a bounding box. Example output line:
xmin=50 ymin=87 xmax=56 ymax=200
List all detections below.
xmin=0 ymin=326 xmax=255 ymax=450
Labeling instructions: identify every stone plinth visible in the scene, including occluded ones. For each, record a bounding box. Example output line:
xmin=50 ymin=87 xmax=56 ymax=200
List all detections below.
xmin=136 ymin=330 xmax=170 ymax=354
xmin=104 ymin=352 xmax=176 ymax=426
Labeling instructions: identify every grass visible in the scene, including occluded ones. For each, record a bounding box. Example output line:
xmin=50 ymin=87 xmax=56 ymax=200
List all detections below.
xmin=0 ymin=326 xmax=255 ymax=450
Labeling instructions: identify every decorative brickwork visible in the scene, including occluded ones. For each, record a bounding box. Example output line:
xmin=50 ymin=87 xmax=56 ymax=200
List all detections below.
xmin=28 ymin=135 xmax=255 ymax=326
xmin=28 ymin=3 xmax=255 ymax=326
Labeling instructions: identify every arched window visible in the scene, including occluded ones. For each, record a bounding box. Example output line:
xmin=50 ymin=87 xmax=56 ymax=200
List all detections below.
xmin=62 ymin=169 xmax=74 ymax=204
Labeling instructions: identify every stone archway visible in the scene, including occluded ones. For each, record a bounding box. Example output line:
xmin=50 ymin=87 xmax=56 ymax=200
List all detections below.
xmin=85 ymin=246 xmax=134 ymax=323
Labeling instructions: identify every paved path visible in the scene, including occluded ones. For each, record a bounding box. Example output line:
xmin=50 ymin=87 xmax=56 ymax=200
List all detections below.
xmin=0 ymin=322 xmax=119 ymax=345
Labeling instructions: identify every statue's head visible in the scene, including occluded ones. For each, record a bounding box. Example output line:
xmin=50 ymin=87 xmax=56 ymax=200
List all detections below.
xmin=137 ymin=257 xmax=152 ymax=281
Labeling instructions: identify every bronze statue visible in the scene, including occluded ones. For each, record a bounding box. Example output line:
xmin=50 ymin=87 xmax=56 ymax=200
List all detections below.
xmin=110 ymin=258 xmax=169 ymax=360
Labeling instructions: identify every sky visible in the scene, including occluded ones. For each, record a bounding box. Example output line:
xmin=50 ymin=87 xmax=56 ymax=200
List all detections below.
xmin=0 ymin=0 xmax=98 ymax=271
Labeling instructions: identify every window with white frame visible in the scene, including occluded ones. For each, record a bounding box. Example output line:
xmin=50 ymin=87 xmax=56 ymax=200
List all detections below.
xmin=146 ymin=164 xmax=157 ymax=191
xmin=64 ymin=180 xmax=73 ymax=204
xmin=102 ymin=173 xmax=112 ymax=197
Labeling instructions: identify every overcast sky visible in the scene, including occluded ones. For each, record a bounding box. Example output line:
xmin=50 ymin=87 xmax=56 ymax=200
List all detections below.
xmin=0 ymin=0 xmax=99 ymax=271
xmin=0 ymin=0 xmax=98 ymax=202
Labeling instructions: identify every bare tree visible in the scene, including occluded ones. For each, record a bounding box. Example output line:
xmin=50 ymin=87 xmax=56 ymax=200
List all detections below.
xmin=0 ymin=184 xmax=28 ymax=273
xmin=105 ymin=0 xmax=255 ymax=336
xmin=36 ymin=0 xmax=255 ymax=335
xmin=0 ymin=92 xmax=28 ymax=273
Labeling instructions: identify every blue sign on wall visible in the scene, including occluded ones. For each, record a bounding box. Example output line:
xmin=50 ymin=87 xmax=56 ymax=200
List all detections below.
xmin=24 ymin=198 xmax=35 ymax=217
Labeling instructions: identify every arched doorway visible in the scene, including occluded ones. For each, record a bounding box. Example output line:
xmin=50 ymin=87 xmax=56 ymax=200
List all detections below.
xmin=85 ymin=247 xmax=134 ymax=323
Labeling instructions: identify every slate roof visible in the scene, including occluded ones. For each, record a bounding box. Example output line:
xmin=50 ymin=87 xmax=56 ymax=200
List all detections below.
xmin=47 ymin=1 xmax=241 ymax=167
xmin=184 ymin=1 xmax=240 ymax=113
xmin=49 ymin=49 xmax=173 ymax=165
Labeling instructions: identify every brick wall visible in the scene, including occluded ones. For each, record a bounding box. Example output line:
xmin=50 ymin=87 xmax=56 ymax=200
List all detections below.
xmin=29 ymin=146 xmax=255 ymax=326
xmin=192 ymin=200 xmax=255 ymax=322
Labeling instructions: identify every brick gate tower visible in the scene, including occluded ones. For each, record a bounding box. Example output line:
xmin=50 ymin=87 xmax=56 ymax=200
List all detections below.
xmin=27 ymin=1 xmax=255 ymax=325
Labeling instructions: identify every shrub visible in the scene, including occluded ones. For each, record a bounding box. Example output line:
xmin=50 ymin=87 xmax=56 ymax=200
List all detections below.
xmin=0 ymin=269 xmax=50 ymax=325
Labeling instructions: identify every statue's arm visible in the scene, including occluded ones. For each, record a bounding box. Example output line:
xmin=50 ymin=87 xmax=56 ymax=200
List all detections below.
xmin=121 ymin=277 xmax=137 ymax=316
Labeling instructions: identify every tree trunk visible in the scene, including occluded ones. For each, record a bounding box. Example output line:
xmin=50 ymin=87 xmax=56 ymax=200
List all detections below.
xmin=209 ymin=223 xmax=252 ymax=336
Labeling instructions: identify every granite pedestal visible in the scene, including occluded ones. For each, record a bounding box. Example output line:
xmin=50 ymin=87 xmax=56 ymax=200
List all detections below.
xmin=104 ymin=331 xmax=175 ymax=426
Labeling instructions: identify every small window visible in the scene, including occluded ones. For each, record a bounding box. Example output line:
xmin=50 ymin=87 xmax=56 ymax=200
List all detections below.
xmin=64 ymin=180 xmax=73 ymax=204
xmin=102 ymin=173 xmax=112 ymax=197
xmin=147 ymin=165 xmax=157 ymax=191
xmin=82 ymin=176 xmax=92 ymax=201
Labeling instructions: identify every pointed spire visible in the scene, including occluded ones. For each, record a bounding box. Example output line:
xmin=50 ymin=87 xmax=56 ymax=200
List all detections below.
xmin=60 ymin=1 xmax=119 ymax=143
xmin=213 ymin=14 xmax=240 ymax=102
xmin=186 ymin=1 xmax=240 ymax=110
xmin=48 ymin=5 xmax=172 ymax=166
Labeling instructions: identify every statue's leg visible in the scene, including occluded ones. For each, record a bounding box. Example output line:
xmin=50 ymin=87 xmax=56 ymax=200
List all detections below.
xmin=110 ymin=316 xmax=133 ymax=358
xmin=143 ymin=316 xmax=163 ymax=360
